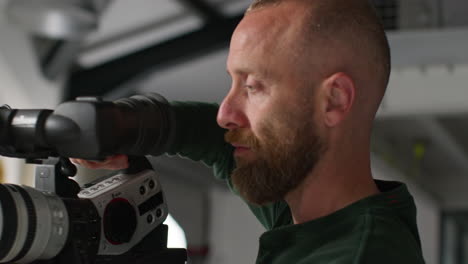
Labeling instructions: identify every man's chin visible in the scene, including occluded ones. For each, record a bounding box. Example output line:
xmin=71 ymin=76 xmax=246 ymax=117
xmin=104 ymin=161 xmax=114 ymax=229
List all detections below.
xmin=234 ymin=154 xmax=258 ymax=168
xmin=231 ymin=167 xmax=284 ymax=205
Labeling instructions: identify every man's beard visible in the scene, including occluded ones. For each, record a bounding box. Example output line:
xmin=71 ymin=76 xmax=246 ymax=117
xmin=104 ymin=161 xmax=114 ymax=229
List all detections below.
xmin=225 ymin=113 xmax=325 ymax=205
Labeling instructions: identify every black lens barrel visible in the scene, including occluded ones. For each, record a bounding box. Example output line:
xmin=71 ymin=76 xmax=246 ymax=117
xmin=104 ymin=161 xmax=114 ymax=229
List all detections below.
xmin=0 ymin=185 xmax=19 ymax=261
xmin=9 ymin=185 xmax=37 ymax=263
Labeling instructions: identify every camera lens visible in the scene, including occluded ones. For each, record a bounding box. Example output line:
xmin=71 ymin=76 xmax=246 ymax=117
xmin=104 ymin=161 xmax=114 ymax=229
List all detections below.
xmin=0 ymin=184 xmax=69 ymax=264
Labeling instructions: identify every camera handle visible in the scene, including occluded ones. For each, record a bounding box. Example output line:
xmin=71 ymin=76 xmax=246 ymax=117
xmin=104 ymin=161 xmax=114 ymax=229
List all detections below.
xmin=30 ymin=157 xmax=80 ymax=198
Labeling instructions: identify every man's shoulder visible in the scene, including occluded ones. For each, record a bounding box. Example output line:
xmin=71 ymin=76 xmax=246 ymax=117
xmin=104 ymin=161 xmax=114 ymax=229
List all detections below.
xmin=355 ymin=209 xmax=425 ymax=264
xmin=334 ymin=209 xmax=424 ymax=264
xmin=294 ymin=209 xmax=425 ymax=264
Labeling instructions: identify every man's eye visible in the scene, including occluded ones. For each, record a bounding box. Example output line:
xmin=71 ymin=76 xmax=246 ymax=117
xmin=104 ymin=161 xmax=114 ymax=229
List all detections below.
xmin=245 ymin=84 xmax=257 ymax=92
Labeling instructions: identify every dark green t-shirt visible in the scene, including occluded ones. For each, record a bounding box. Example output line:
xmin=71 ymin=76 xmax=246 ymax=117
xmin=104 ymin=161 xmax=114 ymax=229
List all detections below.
xmin=167 ymin=102 xmax=425 ymax=264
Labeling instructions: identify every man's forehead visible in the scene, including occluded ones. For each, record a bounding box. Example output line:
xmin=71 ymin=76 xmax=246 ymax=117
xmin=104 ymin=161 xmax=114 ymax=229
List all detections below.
xmin=241 ymin=7 xmax=295 ymax=34
xmin=230 ymin=7 xmax=301 ymax=53
xmin=233 ymin=18 xmax=276 ymax=47
xmin=226 ymin=2 xmax=314 ymax=79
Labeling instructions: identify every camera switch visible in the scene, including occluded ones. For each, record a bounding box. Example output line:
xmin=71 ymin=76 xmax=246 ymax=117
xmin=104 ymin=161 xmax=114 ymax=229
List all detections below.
xmin=149 ymin=180 xmax=155 ymax=189
xmin=147 ymin=214 xmax=154 ymax=224
xmin=140 ymin=186 xmax=146 ymax=195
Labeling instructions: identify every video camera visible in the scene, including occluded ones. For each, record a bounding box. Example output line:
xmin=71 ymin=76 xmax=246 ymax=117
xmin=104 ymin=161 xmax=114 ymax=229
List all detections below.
xmin=0 ymin=94 xmax=187 ymax=264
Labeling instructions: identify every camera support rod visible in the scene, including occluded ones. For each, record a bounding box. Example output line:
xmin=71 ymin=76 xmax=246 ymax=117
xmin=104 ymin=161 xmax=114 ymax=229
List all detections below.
xmin=33 ymin=157 xmax=80 ymax=198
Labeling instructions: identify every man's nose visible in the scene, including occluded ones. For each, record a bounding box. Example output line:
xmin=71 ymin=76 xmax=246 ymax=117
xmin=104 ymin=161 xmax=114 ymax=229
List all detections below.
xmin=217 ymin=92 xmax=247 ymax=130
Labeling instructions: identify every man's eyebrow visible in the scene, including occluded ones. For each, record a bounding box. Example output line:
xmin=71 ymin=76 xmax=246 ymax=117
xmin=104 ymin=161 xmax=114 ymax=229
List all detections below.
xmin=227 ymin=67 xmax=271 ymax=80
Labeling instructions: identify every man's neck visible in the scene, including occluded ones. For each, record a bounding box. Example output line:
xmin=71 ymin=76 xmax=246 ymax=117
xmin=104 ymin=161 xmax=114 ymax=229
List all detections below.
xmin=284 ymin=150 xmax=380 ymax=225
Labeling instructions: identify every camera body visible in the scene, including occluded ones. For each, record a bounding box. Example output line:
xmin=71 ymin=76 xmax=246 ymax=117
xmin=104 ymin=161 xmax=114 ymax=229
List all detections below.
xmin=78 ymin=169 xmax=168 ymax=255
xmin=0 ymin=94 xmax=186 ymax=263
xmin=0 ymin=158 xmax=171 ymax=264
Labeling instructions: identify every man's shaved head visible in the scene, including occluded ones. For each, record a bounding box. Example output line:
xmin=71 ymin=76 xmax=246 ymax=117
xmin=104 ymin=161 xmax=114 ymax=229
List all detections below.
xmin=219 ymin=0 xmax=391 ymax=205
xmin=247 ymin=0 xmax=391 ymax=119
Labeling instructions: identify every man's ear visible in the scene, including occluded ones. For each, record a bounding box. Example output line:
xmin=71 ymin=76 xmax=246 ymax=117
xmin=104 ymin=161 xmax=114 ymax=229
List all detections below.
xmin=322 ymin=72 xmax=355 ymax=127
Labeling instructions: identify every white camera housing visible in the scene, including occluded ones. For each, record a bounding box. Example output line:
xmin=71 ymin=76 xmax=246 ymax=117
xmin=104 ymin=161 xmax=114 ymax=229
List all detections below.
xmin=78 ymin=169 xmax=168 ymax=255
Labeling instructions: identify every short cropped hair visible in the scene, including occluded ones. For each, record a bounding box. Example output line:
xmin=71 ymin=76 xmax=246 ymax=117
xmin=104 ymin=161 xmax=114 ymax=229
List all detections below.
xmin=247 ymin=0 xmax=391 ymax=100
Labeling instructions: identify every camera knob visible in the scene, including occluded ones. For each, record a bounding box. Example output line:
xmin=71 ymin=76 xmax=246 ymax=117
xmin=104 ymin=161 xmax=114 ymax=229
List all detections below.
xmin=103 ymin=198 xmax=137 ymax=245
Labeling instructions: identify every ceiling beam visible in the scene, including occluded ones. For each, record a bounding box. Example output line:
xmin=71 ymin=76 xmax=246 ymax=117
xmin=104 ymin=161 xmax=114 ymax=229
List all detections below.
xmin=65 ymin=14 xmax=243 ymax=100
xmin=40 ymin=40 xmax=83 ymax=80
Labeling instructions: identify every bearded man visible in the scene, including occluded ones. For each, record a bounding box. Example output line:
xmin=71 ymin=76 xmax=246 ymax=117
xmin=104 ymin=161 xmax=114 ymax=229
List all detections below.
xmin=73 ymin=0 xmax=426 ymax=263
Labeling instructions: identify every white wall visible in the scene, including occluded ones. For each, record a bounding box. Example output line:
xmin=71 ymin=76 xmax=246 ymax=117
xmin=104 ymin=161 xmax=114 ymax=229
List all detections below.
xmin=206 ymin=187 xmax=264 ymax=264
xmin=0 ymin=0 xmax=62 ymax=108
xmin=0 ymin=1 xmax=64 ymax=185
xmin=0 ymin=45 xmax=32 ymax=107
xmin=0 ymin=39 xmax=32 ymax=183
xmin=0 ymin=35 xmax=37 ymax=184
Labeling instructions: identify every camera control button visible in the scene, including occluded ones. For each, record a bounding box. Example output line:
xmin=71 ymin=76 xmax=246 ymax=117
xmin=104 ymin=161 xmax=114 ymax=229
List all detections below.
xmin=56 ymin=211 xmax=64 ymax=219
xmin=147 ymin=214 xmax=154 ymax=224
xmin=156 ymin=208 xmax=163 ymax=218
xmin=149 ymin=180 xmax=155 ymax=189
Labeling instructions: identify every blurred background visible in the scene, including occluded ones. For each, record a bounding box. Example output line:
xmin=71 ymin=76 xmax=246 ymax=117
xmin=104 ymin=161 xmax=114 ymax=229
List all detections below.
xmin=0 ymin=0 xmax=467 ymax=263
